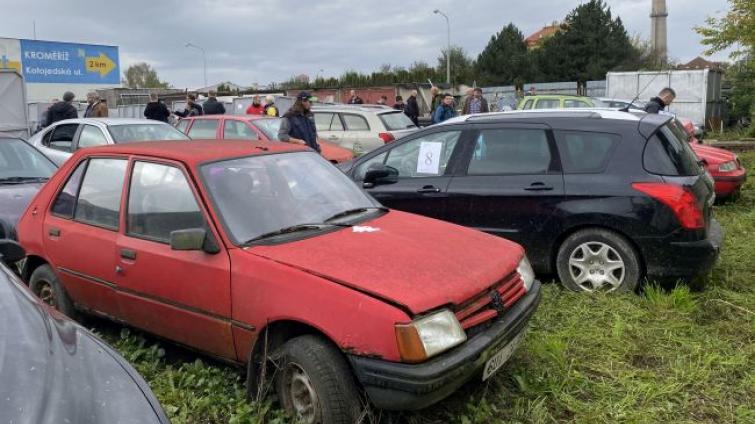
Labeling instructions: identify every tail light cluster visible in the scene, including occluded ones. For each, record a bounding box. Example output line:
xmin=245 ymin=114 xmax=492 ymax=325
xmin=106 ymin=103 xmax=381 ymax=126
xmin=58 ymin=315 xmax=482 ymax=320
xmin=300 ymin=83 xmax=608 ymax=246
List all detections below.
xmin=632 ymin=183 xmax=704 ymax=230
xmin=378 ymin=132 xmax=395 ymax=144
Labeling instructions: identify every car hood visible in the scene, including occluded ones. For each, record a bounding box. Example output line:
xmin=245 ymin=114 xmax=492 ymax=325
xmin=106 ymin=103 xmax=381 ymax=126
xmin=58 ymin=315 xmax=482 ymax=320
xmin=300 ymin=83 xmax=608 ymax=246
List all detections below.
xmin=0 ymin=266 xmax=169 ymax=424
xmin=318 ymin=139 xmax=354 ymax=163
xmin=248 ymin=210 xmax=524 ymax=315
xmin=0 ymin=182 xmax=44 ymax=233
xmin=689 ymin=143 xmax=736 ymax=165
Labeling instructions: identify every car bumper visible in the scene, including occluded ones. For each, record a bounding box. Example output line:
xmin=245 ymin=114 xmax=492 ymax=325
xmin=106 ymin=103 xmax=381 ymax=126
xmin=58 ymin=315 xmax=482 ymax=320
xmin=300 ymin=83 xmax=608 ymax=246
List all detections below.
xmin=645 ymin=219 xmax=723 ymax=279
xmin=713 ymin=170 xmax=747 ymax=197
xmin=348 ymin=280 xmax=541 ymax=411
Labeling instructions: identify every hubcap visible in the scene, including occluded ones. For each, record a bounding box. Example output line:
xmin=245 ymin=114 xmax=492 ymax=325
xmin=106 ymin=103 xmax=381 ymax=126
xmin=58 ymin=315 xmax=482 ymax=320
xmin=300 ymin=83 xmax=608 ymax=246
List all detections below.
xmin=286 ymin=363 xmax=320 ymax=424
xmin=568 ymin=242 xmax=625 ymax=292
xmin=37 ymin=281 xmax=57 ymax=307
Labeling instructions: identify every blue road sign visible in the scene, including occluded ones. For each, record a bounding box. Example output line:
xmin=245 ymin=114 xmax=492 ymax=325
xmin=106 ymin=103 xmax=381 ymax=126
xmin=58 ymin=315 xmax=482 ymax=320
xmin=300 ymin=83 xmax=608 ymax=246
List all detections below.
xmin=20 ymin=39 xmax=119 ymax=84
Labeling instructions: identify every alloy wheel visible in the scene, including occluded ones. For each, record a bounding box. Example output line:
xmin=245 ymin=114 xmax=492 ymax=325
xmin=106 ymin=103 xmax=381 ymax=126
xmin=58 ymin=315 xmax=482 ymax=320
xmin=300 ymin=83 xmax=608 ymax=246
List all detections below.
xmin=285 ymin=362 xmax=321 ymax=424
xmin=568 ymin=242 xmax=625 ymax=292
xmin=36 ymin=281 xmax=57 ymax=308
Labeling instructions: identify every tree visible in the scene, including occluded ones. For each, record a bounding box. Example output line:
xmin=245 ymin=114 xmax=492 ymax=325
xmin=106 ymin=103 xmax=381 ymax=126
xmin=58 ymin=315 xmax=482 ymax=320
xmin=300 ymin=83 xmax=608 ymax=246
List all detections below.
xmin=534 ymin=0 xmax=635 ymax=82
xmin=122 ymin=62 xmax=170 ymax=89
xmin=475 ymin=23 xmax=531 ymax=86
xmin=437 ymin=46 xmax=475 ymax=85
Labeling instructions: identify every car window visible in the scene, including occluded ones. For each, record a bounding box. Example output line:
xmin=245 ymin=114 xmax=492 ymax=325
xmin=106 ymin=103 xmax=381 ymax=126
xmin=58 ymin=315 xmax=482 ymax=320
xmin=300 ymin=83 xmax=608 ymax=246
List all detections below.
xmin=51 ymin=160 xmax=87 ymax=218
xmin=521 ymin=99 xmax=534 ymax=110
xmin=556 ymin=131 xmax=619 ymax=173
xmin=643 ymin=124 xmax=702 ymax=176
xmin=77 ymin=125 xmax=108 ymax=148
xmin=252 ymin=118 xmax=282 ymax=140
xmin=468 ymin=129 xmax=551 ymax=175
xmin=0 ymin=138 xmax=57 ymax=179
xmin=46 ymin=124 xmax=79 ymax=152
xmin=378 ymin=112 xmax=416 ymax=130
xmin=342 ymin=114 xmax=370 ymax=131
xmin=223 ymin=120 xmax=259 ymax=140
xmin=74 ymin=158 xmax=128 ymax=229
xmin=314 ymin=113 xmax=343 ymax=131
xmin=564 ymin=99 xmax=591 ymax=108
xmin=175 ymin=119 xmax=190 ymax=134
xmin=110 ymin=124 xmax=190 ymax=142
xmin=127 ymin=162 xmax=206 ymax=243
xmin=383 ymin=131 xmax=461 ymax=178
xmin=534 ymin=99 xmax=560 ymax=109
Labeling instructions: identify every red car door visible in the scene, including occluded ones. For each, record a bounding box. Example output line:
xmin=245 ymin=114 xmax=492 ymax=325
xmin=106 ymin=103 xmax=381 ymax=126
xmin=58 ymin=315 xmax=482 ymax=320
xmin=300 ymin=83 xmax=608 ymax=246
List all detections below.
xmin=43 ymin=157 xmax=129 ymax=316
xmin=114 ymin=159 xmax=235 ymax=359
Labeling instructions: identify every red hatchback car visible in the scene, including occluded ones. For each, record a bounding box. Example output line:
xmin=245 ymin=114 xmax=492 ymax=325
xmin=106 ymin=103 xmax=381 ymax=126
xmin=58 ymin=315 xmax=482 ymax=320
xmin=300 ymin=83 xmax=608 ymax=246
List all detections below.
xmin=17 ymin=140 xmax=540 ymax=423
xmin=177 ymin=115 xmax=354 ymax=164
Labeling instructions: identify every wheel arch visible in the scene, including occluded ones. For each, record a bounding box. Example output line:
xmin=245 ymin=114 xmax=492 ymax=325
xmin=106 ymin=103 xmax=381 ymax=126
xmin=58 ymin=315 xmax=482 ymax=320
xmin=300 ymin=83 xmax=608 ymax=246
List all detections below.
xmin=22 ymin=254 xmax=49 ymax=284
xmin=551 ymin=223 xmax=646 ymax=278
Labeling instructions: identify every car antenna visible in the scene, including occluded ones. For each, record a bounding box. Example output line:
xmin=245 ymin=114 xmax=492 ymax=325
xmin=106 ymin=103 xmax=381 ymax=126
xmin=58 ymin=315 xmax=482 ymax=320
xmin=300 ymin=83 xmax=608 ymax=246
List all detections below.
xmin=619 ymin=72 xmax=663 ymax=112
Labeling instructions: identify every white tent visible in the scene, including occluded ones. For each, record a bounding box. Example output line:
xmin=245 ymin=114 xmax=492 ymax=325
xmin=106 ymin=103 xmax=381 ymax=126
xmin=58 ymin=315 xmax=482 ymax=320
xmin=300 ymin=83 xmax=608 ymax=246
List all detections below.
xmin=0 ymin=69 xmax=29 ymax=138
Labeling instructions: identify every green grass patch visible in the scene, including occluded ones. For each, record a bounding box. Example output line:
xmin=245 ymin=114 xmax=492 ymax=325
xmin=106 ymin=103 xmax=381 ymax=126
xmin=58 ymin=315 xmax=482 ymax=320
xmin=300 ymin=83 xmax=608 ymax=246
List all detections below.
xmin=97 ymin=153 xmax=755 ymax=423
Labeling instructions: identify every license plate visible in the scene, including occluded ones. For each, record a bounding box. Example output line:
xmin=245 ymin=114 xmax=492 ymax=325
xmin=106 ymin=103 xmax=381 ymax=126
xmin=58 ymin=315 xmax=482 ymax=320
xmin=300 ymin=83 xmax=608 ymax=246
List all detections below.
xmin=482 ymin=332 xmax=524 ymax=381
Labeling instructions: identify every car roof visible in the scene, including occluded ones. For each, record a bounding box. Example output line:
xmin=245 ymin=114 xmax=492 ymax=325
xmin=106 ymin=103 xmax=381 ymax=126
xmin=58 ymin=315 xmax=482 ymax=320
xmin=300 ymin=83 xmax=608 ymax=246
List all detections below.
xmin=53 ymin=118 xmax=169 ymax=126
xmin=312 ymin=104 xmax=396 ymax=113
xmin=76 ymin=140 xmax=309 ymax=166
xmin=523 ymin=95 xmax=591 ymax=100
xmin=440 ymin=108 xmax=643 ymax=126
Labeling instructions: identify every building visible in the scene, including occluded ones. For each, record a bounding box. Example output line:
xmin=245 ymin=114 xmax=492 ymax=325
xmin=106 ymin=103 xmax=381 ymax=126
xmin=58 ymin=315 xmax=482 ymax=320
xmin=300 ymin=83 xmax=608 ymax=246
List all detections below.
xmin=525 ymin=23 xmax=560 ymax=49
xmin=678 ymin=57 xmax=723 ymax=71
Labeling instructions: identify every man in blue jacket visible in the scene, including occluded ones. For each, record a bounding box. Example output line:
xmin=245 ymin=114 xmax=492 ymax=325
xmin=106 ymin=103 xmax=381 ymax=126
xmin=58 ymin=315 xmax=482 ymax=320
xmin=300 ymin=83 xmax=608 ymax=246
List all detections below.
xmin=432 ymin=93 xmax=457 ymax=124
xmin=278 ymin=91 xmax=321 ymax=153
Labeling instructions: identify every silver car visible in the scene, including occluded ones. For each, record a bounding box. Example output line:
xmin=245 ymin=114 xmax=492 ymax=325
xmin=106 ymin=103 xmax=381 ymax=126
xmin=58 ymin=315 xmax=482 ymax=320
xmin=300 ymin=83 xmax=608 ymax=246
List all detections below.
xmin=311 ymin=105 xmax=418 ymax=155
xmin=28 ymin=118 xmax=189 ymax=165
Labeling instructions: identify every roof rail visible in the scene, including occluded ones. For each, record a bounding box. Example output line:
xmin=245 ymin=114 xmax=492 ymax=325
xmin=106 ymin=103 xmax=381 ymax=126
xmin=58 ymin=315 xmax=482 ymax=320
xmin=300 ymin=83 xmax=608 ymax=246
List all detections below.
xmin=464 ymin=110 xmax=603 ymax=122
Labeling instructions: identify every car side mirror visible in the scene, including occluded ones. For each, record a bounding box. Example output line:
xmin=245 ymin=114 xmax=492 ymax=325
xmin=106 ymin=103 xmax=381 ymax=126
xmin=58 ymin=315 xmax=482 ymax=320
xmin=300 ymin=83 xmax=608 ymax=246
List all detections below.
xmin=0 ymin=239 xmax=26 ymax=264
xmin=363 ymin=164 xmax=399 ymax=188
xmin=169 ymin=228 xmax=220 ymax=254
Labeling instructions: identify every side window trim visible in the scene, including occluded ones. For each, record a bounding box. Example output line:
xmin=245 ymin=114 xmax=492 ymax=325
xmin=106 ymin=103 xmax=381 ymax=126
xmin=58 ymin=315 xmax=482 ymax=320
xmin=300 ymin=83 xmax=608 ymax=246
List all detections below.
xmin=50 ymin=159 xmax=89 ymax=219
xmin=341 ymin=113 xmax=370 ymax=131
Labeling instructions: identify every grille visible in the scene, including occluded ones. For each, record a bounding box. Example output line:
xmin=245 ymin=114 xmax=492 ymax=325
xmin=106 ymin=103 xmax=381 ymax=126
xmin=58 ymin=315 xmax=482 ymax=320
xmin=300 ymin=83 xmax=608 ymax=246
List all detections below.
xmin=455 ymin=272 xmax=526 ymax=331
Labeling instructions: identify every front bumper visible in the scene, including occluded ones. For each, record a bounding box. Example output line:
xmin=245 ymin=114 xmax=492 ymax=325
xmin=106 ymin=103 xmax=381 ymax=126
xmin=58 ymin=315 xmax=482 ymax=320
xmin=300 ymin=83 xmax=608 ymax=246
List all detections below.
xmin=713 ymin=169 xmax=747 ymax=198
xmin=349 ymin=280 xmax=542 ymax=411
xmin=644 ymin=219 xmax=723 ymax=279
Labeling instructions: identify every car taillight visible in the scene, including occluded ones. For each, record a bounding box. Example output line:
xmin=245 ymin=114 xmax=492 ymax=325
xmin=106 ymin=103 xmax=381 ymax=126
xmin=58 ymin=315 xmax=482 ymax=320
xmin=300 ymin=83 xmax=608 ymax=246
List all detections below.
xmin=632 ymin=183 xmax=704 ymax=230
xmin=379 ymin=132 xmax=395 ymax=144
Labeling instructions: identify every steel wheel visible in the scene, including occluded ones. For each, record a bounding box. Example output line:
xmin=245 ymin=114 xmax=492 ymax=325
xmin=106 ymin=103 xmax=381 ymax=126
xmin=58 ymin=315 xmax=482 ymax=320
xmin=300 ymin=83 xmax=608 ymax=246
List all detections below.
xmin=36 ymin=280 xmax=57 ymax=308
xmin=284 ymin=362 xmax=321 ymax=424
xmin=568 ymin=241 xmax=625 ymax=292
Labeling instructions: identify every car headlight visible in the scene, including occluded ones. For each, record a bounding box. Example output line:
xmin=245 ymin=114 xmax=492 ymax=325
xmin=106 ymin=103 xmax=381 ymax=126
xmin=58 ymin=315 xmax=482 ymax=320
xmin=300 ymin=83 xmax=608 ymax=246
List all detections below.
xmin=718 ymin=161 xmax=737 ymax=172
xmin=517 ymin=256 xmax=535 ymax=292
xmin=395 ymin=309 xmax=466 ymax=363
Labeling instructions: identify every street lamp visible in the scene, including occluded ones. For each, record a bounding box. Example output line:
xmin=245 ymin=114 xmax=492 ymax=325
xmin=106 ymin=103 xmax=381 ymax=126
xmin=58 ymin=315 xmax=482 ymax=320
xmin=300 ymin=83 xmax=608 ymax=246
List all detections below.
xmin=185 ymin=42 xmax=207 ymax=89
xmin=433 ymin=9 xmax=450 ymax=85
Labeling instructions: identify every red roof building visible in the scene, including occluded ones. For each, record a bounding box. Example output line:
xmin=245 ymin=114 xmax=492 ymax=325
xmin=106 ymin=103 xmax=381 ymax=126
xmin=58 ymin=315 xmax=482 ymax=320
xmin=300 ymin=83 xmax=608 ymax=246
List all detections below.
xmin=525 ymin=23 xmax=561 ymax=49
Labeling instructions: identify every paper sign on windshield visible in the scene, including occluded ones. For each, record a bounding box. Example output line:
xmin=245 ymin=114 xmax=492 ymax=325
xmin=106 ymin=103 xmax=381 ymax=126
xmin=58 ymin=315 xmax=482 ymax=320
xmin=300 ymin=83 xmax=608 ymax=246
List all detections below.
xmin=416 ymin=142 xmax=443 ymax=175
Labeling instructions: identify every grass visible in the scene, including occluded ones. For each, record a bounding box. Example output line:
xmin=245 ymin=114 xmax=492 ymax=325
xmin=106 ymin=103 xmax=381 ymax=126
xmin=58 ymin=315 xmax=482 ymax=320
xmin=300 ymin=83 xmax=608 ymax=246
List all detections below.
xmin=95 ymin=152 xmax=755 ymax=424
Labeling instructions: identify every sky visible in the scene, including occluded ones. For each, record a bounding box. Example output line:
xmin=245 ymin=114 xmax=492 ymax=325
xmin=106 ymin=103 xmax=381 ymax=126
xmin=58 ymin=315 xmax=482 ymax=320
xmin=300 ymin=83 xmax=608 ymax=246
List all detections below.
xmin=1 ymin=0 xmax=732 ymax=89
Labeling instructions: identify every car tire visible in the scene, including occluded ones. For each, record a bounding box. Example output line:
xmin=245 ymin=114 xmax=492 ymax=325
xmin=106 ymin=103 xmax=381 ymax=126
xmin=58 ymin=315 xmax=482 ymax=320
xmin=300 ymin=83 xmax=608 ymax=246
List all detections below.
xmin=556 ymin=228 xmax=641 ymax=293
xmin=29 ymin=264 xmax=79 ymax=319
xmin=274 ymin=335 xmax=362 ymax=424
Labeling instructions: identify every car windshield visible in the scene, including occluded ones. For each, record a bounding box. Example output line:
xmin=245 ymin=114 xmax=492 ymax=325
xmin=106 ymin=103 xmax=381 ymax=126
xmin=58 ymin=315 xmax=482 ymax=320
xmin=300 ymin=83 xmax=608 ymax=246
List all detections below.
xmin=108 ymin=124 xmax=190 ymax=143
xmin=0 ymin=139 xmax=57 ymax=180
xmin=250 ymin=118 xmax=282 ymax=140
xmin=379 ymin=111 xmax=416 ymax=131
xmin=201 ymin=151 xmax=377 ymax=244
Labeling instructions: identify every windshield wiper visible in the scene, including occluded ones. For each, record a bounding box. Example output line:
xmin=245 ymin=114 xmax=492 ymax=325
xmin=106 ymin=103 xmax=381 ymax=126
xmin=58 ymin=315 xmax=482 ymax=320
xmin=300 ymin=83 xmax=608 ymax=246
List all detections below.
xmin=242 ymin=223 xmax=350 ymax=245
xmin=0 ymin=176 xmax=49 ymax=184
xmin=324 ymin=206 xmax=388 ymax=223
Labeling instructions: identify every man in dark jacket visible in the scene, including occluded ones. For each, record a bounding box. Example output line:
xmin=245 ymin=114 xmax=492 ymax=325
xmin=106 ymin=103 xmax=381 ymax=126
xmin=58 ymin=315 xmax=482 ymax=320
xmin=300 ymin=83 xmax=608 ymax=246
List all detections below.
xmin=644 ymin=87 xmax=676 ymax=114
xmin=202 ymin=90 xmax=226 ymax=115
xmin=45 ymin=91 xmax=78 ymax=126
xmin=174 ymin=94 xmax=203 ymax=117
xmin=462 ymin=88 xmax=489 ymax=115
xmin=278 ymin=91 xmax=321 ymax=153
xmin=432 ymin=93 xmax=457 ymax=124
xmin=404 ymin=90 xmax=420 ymax=126
xmin=347 ymin=90 xmax=364 ymax=104
xmin=143 ymin=93 xmax=171 ymax=123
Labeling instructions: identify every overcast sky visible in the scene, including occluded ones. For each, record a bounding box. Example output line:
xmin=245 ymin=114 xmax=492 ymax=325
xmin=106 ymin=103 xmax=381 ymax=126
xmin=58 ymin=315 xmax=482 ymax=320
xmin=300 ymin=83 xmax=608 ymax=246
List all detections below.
xmin=1 ymin=0 xmax=731 ymax=88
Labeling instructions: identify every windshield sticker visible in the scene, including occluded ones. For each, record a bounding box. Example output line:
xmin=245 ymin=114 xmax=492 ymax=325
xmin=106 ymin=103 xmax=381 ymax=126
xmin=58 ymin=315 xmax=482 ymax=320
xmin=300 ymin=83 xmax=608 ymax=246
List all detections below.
xmin=416 ymin=141 xmax=443 ymax=175
xmin=353 ymin=226 xmax=380 ymax=233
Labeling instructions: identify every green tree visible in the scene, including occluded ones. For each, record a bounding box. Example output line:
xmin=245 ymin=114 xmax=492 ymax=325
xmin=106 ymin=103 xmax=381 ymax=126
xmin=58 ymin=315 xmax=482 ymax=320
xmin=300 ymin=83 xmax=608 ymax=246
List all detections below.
xmin=534 ymin=0 xmax=635 ymax=82
xmin=475 ymin=23 xmax=531 ymax=85
xmin=122 ymin=62 xmax=170 ymax=89
xmin=437 ymin=46 xmax=475 ymax=85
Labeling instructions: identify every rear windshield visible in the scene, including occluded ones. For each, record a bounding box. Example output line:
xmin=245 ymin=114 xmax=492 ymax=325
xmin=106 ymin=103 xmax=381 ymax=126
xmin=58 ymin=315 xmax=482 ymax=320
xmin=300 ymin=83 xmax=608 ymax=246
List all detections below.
xmin=379 ymin=112 xmax=416 ymax=131
xmin=109 ymin=124 xmax=190 ymax=143
xmin=643 ymin=123 xmax=701 ymax=176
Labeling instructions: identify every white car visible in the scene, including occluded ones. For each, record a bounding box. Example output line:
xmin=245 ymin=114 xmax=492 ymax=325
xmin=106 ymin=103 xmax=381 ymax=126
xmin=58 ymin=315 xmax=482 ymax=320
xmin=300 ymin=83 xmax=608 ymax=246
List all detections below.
xmin=28 ymin=118 xmax=189 ymax=165
xmin=311 ymin=105 xmax=418 ymax=155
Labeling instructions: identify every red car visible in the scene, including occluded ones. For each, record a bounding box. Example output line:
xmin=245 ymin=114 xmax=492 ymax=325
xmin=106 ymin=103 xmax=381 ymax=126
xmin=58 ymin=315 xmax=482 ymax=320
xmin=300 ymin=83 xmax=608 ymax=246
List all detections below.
xmin=677 ymin=118 xmax=747 ymax=199
xmin=17 ymin=140 xmax=540 ymax=423
xmin=177 ymin=115 xmax=354 ymax=164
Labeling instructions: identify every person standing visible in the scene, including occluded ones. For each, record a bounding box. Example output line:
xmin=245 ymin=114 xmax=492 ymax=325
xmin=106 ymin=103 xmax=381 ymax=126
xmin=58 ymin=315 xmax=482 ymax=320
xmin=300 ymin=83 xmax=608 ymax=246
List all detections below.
xmin=245 ymin=95 xmax=264 ymax=115
xmin=430 ymin=86 xmax=443 ymax=112
xmin=393 ymin=95 xmax=405 ymax=111
xmin=432 ymin=93 xmax=457 ymax=124
xmin=202 ymin=90 xmax=226 ymax=115
xmin=462 ymin=88 xmax=489 ymax=115
xmin=278 ymin=91 xmax=321 ymax=153
xmin=174 ymin=94 xmax=203 ymax=117
xmin=84 ymin=92 xmax=108 ymax=118
xmin=45 ymin=91 xmax=78 ymax=126
xmin=644 ymin=87 xmax=676 ymax=114
xmin=347 ymin=90 xmax=364 ymax=104
xmin=404 ymin=90 xmax=420 ymax=126
xmin=83 ymin=92 xmax=97 ymax=117
xmin=263 ymin=95 xmax=279 ymax=117
xmin=143 ymin=93 xmax=171 ymax=123
xmin=376 ymin=95 xmax=388 ymax=105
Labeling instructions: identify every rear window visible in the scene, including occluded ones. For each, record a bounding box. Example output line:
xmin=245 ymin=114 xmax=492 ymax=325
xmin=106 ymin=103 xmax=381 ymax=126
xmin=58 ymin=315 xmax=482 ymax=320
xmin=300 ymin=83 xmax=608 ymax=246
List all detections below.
xmin=110 ymin=124 xmax=190 ymax=142
xmin=643 ymin=124 xmax=702 ymax=176
xmin=556 ymin=131 xmax=619 ymax=173
xmin=379 ymin=112 xmax=416 ymax=131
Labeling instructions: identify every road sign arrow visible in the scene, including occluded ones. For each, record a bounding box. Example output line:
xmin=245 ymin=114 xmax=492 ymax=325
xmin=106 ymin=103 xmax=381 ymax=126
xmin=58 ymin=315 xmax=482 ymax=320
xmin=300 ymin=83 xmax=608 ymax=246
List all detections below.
xmin=85 ymin=52 xmax=116 ymax=77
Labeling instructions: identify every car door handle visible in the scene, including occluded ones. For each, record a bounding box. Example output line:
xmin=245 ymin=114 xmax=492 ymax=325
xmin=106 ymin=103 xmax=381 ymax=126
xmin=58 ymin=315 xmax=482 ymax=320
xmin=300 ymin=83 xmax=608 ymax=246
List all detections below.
xmin=120 ymin=249 xmax=137 ymax=260
xmin=417 ymin=185 xmax=441 ymax=193
xmin=48 ymin=228 xmax=61 ymax=237
xmin=524 ymin=182 xmax=554 ymax=191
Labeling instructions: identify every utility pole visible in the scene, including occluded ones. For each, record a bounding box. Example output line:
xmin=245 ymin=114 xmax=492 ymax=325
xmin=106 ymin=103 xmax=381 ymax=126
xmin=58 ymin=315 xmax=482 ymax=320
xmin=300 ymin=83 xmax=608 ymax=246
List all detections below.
xmin=433 ymin=9 xmax=451 ymax=85
xmin=185 ymin=42 xmax=207 ymax=88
